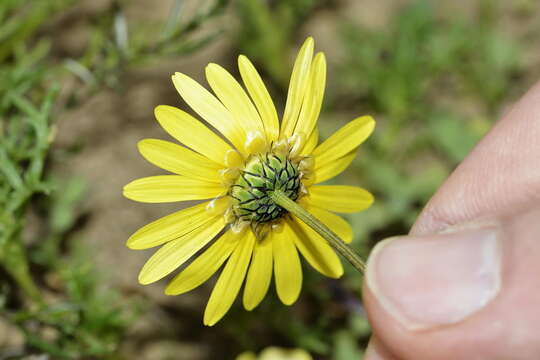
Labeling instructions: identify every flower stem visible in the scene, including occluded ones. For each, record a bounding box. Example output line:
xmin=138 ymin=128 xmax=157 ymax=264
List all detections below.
xmin=270 ymin=190 xmax=366 ymax=274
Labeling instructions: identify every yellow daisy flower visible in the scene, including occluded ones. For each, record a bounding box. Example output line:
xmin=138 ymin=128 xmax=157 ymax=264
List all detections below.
xmin=123 ymin=37 xmax=374 ymax=326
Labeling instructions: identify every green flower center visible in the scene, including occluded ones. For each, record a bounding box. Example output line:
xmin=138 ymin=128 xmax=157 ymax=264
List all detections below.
xmin=230 ymin=154 xmax=301 ymax=224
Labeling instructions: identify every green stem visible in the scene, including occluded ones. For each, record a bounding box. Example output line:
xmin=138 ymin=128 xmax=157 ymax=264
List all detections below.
xmin=270 ymin=190 xmax=366 ymax=274
xmin=1 ymin=240 xmax=43 ymax=305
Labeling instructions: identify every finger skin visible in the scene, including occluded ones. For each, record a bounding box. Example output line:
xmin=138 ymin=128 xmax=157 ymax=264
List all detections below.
xmin=412 ymin=81 xmax=540 ymax=236
xmin=364 ymin=82 xmax=540 ymax=360
xmin=364 ymin=206 xmax=540 ymax=360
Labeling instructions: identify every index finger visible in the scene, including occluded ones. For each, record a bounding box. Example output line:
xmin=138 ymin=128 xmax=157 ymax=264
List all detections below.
xmin=412 ymin=81 xmax=540 ymax=235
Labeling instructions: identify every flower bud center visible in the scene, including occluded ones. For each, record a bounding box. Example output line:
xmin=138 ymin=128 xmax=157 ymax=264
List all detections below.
xmin=230 ymin=154 xmax=301 ymax=224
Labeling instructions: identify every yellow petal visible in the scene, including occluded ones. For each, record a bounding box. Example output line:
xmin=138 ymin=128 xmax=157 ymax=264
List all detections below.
xmin=204 ymin=230 xmax=255 ymax=326
xmin=280 ymin=37 xmax=314 ymax=138
xmin=138 ymin=139 xmax=222 ymax=181
xmin=165 ymin=230 xmax=239 ymax=295
xmin=303 ymin=204 xmax=353 ymax=243
xmin=171 ymin=72 xmax=246 ymax=153
xmin=243 ymin=236 xmax=273 ymax=310
xmin=154 ymin=105 xmax=231 ymax=166
xmin=127 ymin=198 xmax=229 ymax=250
xmin=273 ymin=222 xmax=302 ymax=305
xmin=294 ymin=52 xmax=326 ymax=142
xmin=312 ymin=116 xmax=375 ymax=169
xmin=313 ymin=150 xmax=356 ymax=184
xmin=123 ymin=175 xmax=225 ymax=203
xmin=138 ymin=217 xmax=225 ymax=285
xmin=205 ymin=63 xmax=265 ymax=140
xmin=238 ymin=55 xmax=279 ymax=142
xmin=288 ymin=218 xmax=343 ymax=278
xmin=306 ymin=185 xmax=374 ymax=213
xmin=301 ymin=127 xmax=319 ymax=156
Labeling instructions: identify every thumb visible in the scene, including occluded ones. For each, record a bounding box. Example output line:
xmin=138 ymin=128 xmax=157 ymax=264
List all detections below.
xmin=364 ymin=206 xmax=540 ymax=360
xmin=363 ymin=80 xmax=540 ymax=360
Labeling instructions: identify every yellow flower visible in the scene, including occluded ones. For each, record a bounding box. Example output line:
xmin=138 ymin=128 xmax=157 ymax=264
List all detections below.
xmin=123 ymin=37 xmax=374 ymax=326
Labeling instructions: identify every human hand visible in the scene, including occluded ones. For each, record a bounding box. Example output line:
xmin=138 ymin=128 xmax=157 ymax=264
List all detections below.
xmin=363 ymin=81 xmax=540 ymax=360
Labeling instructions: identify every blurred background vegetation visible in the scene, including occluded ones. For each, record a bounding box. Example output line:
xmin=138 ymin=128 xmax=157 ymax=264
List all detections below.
xmin=0 ymin=0 xmax=538 ymax=358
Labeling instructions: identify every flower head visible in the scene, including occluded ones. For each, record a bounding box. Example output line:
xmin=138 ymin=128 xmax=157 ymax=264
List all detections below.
xmin=123 ymin=37 xmax=375 ymax=325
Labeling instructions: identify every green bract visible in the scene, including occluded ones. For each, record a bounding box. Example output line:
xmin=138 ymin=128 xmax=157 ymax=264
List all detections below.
xmin=230 ymin=154 xmax=301 ymax=224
